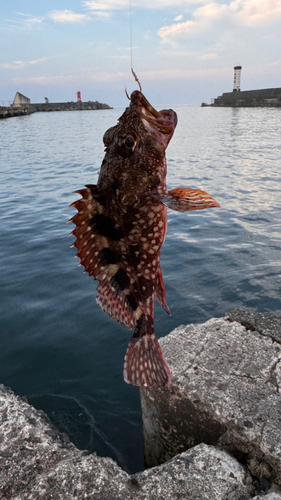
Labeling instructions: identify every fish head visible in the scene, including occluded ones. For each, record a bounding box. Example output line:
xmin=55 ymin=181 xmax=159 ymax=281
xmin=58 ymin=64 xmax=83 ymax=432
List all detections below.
xmin=100 ymin=91 xmax=177 ymax=194
xmin=129 ymin=90 xmax=177 ymax=150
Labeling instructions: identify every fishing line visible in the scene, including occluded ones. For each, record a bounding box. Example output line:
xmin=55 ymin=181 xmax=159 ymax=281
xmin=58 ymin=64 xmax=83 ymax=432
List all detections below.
xmin=129 ymin=0 xmax=133 ymax=72
xmin=129 ymin=0 xmax=142 ymax=92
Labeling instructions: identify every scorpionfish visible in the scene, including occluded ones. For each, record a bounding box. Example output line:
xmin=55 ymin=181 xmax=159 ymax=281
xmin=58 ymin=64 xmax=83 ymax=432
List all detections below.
xmin=69 ymin=90 xmax=219 ymax=388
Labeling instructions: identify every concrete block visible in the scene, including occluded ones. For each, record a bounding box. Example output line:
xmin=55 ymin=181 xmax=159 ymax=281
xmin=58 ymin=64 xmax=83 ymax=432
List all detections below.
xmin=140 ymin=316 xmax=281 ymax=487
xmin=133 ymin=443 xmax=254 ymax=500
xmin=0 ymin=383 xmax=254 ymax=499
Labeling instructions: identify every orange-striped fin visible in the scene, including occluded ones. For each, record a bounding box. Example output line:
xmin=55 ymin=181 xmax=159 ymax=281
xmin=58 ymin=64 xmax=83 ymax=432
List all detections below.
xmin=158 ymin=188 xmax=220 ymax=212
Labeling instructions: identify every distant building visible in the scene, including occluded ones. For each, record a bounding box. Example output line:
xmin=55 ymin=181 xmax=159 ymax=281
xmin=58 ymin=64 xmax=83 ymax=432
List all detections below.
xmin=12 ymin=92 xmax=31 ymax=108
xmin=44 ymin=97 xmax=49 ymax=104
xmin=202 ymin=64 xmax=281 ymax=107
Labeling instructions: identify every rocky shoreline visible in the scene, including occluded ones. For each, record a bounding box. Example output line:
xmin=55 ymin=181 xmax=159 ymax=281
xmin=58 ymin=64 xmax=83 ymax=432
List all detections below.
xmin=1 ymin=308 xmax=281 ymax=499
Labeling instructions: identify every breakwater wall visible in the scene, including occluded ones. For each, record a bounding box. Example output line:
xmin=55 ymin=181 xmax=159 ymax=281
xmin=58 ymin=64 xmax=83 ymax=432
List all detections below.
xmin=29 ymin=100 xmax=112 ymax=112
xmin=0 ymin=106 xmax=34 ymax=119
xmin=202 ymin=87 xmax=281 ymax=107
xmin=0 ymin=100 xmax=112 ymax=119
xmin=1 ymin=308 xmax=281 ymax=499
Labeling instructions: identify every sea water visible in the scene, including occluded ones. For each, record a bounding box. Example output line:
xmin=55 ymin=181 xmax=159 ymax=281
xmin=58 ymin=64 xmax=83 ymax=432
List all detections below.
xmin=0 ymin=106 xmax=281 ymax=472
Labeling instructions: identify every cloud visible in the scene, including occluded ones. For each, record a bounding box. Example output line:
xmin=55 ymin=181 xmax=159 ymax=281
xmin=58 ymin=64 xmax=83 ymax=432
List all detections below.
xmin=1 ymin=56 xmax=58 ymax=70
xmin=4 ymin=10 xmax=89 ymax=30
xmin=134 ymin=67 xmax=230 ymax=81
xmin=234 ymin=0 xmax=281 ymax=26
xmin=48 ymin=10 xmax=88 ymax=23
xmin=29 ymin=57 xmax=53 ymax=65
xmin=4 ymin=13 xmax=45 ymax=31
xmin=12 ymin=71 xmax=130 ymax=86
xmin=174 ymin=15 xmax=183 ymax=21
xmin=83 ymin=0 xmax=206 ymax=12
xmin=158 ymin=0 xmax=281 ymax=42
xmin=83 ymin=0 xmax=129 ymax=10
xmin=198 ymin=52 xmax=218 ymax=60
xmin=158 ymin=20 xmax=195 ymax=41
xmin=2 ymin=61 xmax=26 ymax=70
xmin=144 ymin=31 xmax=152 ymax=40
xmin=23 ymin=16 xmax=45 ymax=26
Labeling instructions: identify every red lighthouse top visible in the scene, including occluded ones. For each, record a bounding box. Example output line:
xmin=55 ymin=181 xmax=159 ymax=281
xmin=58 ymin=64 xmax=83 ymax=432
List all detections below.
xmin=77 ymin=91 xmax=81 ymax=102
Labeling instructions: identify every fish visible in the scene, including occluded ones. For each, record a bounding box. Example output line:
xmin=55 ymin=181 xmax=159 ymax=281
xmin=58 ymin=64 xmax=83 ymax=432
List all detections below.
xmin=69 ymin=89 xmax=220 ymax=388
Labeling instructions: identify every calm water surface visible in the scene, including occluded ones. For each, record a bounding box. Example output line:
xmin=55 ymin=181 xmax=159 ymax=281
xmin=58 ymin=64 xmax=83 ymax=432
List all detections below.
xmin=0 ymin=106 xmax=281 ymax=472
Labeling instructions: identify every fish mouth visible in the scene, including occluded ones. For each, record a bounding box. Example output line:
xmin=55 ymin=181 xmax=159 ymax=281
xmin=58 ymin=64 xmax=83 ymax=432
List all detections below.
xmin=130 ymin=91 xmax=177 ymax=148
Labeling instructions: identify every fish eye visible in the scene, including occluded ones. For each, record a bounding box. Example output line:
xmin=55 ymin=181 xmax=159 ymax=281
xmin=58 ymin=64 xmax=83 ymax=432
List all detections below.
xmin=124 ymin=136 xmax=135 ymax=150
xmin=103 ymin=126 xmax=118 ymax=147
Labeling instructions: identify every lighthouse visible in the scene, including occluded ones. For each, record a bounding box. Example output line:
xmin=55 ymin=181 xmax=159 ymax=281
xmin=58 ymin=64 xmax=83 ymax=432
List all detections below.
xmin=233 ymin=65 xmax=242 ymax=92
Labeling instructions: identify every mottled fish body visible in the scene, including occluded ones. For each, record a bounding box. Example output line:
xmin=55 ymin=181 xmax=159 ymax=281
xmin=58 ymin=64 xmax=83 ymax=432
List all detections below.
xmin=70 ymin=90 xmax=219 ymax=387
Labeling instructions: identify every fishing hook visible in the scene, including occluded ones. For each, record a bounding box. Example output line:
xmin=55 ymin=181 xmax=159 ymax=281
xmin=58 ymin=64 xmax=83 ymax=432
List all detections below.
xmin=131 ymin=68 xmax=142 ymax=92
xmin=125 ymin=69 xmax=142 ymax=100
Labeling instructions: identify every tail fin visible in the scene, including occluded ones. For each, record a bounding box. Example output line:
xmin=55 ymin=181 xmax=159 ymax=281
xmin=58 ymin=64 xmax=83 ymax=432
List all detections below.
xmin=123 ymin=315 xmax=171 ymax=387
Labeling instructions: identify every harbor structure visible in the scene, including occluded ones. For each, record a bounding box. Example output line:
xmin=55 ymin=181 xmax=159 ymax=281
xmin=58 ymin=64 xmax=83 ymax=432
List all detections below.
xmin=0 ymin=92 xmax=32 ymax=118
xmin=11 ymin=92 xmax=31 ymax=108
xmin=29 ymin=100 xmax=112 ymax=112
xmin=233 ymin=65 xmax=242 ymax=92
xmin=0 ymin=92 xmax=112 ymax=119
xmin=202 ymin=66 xmax=281 ymax=107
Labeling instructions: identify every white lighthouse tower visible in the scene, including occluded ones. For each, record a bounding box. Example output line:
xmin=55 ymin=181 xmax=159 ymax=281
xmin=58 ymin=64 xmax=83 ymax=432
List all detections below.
xmin=233 ymin=65 xmax=242 ymax=92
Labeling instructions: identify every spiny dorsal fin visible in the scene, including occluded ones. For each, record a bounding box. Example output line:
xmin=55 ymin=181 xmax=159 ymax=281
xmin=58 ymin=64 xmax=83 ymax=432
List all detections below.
xmin=69 ymin=186 xmax=137 ymax=329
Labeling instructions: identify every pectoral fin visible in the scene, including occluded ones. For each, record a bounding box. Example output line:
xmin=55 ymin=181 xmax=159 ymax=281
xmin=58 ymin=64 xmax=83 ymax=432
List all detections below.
xmin=157 ymin=188 xmax=220 ymax=212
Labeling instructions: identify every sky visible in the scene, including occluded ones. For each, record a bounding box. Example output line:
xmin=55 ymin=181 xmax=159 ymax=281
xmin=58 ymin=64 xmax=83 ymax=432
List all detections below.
xmin=1 ymin=0 xmax=281 ymax=107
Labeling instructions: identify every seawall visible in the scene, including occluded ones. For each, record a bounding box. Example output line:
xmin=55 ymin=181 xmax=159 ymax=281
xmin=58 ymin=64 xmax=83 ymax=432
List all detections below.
xmin=29 ymin=101 xmax=112 ymax=112
xmin=0 ymin=106 xmax=34 ymax=119
xmin=1 ymin=308 xmax=281 ymax=499
xmin=202 ymin=87 xmax=281 ymax=107
xmin=0 ymin=100 xmax=112 ymax=119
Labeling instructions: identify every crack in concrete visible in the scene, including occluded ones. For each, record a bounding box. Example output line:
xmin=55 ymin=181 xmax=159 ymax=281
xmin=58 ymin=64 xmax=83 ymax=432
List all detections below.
xmin=266 ymin=358 xmax=281 ymax=393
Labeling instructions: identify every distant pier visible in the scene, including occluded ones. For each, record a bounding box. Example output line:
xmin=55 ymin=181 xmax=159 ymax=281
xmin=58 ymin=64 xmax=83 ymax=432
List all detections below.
xmin=0 ymin=91 xmax=112 ymax=119
xmin=202 ymin=87 xmax=281 ymax=108
xmin=0 ymin=106 xmax=33 ymax=119
xmin=202 ymin=65 xmax=281 ymax=108
xmin=29 ymin=100 xmax=112 ymax=113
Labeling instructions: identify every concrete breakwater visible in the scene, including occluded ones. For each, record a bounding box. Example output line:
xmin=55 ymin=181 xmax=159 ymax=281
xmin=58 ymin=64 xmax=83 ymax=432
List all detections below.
xmin=202 ymin=87 xmax=281 ymax=107
xmin=1 ymin=308 xmax=281 ymax=499
xmin=0 ymin=106 xmax=34 ymax=119
xmin=0 ymin=100 xmax=112 ymax=119
xmin=29 ymin=100 xmax=112 ymax=112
